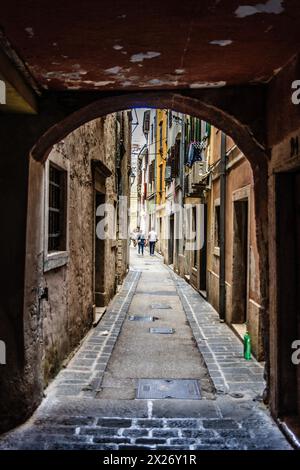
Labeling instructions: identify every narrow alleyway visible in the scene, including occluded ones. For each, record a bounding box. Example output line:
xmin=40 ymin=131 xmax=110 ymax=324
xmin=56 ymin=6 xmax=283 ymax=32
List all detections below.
xmin=97 ymin=251 xmax=213 ymax=400
xmin=0 ymin=249 xmax=290 ymax=450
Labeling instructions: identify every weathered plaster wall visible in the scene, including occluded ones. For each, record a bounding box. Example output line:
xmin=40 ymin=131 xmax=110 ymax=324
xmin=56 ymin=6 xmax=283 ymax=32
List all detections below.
xmin=207 ymin=130 xmax=263 ymax=359
xmin=25 ymin=113 xmax=131 ymax=387
xmin=268 ymin=125 xmax=300 ymax=417
xmin=42 ymin=122 xmax=95 ymax=382
xmin=0 ymin=114 xmax=50 ymax=433
xmin=265 ymin=54 xmax=300 ymax=420
xmin=116 ymin=112 xmax=131 ymax=283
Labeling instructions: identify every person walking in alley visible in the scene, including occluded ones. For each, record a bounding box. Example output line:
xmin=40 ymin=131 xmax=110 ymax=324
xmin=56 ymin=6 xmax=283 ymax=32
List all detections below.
xmin=130 ymin=228 xmax=138 ymax=247
xmin=148 ymin=227 xmax=158 ymax=256
xmin=137 ymin=229 xmax=146 ymax=256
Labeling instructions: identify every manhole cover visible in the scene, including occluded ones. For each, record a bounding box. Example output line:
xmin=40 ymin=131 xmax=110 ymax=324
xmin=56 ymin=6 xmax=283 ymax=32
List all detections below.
xmin=229 ymin=392 xmax=244 ymax=399
xmin=149 ymin=327 xmax=175 ymax=334
xmin=128 ymin=315 xmax=155 ymax=322
xmin=150 ymin=303 xmax=172 ymax=309
xmin=137 ymin=379 xmax=201 ymax=399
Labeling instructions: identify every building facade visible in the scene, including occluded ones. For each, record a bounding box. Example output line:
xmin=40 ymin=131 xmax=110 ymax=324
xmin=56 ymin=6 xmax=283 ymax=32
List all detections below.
xmin=137 ymin=109 xmax=263 ymax=360
xmin=129 ymin=145 xmax=139 ymax=233
xmin=206 ymin=129 xmax=263 ymax=359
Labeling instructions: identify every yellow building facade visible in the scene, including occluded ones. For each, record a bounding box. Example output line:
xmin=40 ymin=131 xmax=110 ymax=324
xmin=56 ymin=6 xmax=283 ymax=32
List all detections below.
xmin=155 ymin=109 xmax=168 ymax=255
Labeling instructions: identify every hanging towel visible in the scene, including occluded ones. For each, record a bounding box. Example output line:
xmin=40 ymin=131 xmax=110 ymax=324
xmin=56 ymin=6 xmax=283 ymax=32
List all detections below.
xmin=186 ymin=142 xmax=203 ymax=167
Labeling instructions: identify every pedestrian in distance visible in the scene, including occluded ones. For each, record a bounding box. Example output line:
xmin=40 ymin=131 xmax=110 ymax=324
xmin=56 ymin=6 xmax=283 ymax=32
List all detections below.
xmin=130 ymin=228 xmax=138 ymax=247
xmin=137 ymin=229 xmax=146 ymax=256
xmin=148 ymin=227 xmax=158 ymax=256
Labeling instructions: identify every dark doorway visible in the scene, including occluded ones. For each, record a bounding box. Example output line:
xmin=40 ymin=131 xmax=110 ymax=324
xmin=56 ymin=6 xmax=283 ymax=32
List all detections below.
xmin=232 ymin=199 xmax=249 ymax=324
xmin=94 ymin=192 xmax=106 ymax=307
xmin=276 ymin=172 xmax=300 ymax=428
xmin=168 ymin=214 xmax=174 ymax=265
xmin=199 ymin=204 xmax=207 ymax=295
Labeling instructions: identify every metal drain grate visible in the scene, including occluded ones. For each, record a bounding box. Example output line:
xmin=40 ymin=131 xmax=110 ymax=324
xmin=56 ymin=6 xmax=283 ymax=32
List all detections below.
xmin=137 ymin=379 xmax=201 ymax=399
xmin=128 ymin=315 xmax=155 ymax=322
xmin=150 ymin=303 xmax=172 ymax=309
xmin=137 ymin=291 xmax=177 ymax=296
xmin=149 ymin=327 xmax=175 ymax=334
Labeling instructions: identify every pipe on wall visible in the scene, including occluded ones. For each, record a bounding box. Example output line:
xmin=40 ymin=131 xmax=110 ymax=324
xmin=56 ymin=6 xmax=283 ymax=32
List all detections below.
xmin=219 ymin=131 xmax=226 ymax=321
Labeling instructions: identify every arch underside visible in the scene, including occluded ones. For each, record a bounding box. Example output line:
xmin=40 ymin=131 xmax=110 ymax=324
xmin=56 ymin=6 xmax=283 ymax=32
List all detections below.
xmin=31 ymin=90 xmax=268 ymax=168
xmin=30 ymin=89 xmax=269 ymax=371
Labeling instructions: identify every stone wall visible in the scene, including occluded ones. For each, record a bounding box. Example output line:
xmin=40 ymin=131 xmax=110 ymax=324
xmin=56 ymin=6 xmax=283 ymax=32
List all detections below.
xmin=28 ymin=113 xmax=131 ymax=386
xmin=266 ymin=54 xmax=300 ymax=421
xmin=206 ymin=132 xmax=263 ymax=359
xmin=116 ymin=112 xmax=131 ymax=283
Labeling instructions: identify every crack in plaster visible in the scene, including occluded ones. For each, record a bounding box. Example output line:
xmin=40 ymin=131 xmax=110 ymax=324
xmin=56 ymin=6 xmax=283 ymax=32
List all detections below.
xmin=235 ymin=0 xmax=284 ymax=17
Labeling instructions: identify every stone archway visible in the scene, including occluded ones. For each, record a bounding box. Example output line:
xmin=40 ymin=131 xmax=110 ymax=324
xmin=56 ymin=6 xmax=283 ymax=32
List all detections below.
xmin=31 ymin=92 xmax=267 ymax=166
xmin=29 ymin=90 xmax=270 ymax=382
xmin=0 ymin=89 xmax=269 ymax=432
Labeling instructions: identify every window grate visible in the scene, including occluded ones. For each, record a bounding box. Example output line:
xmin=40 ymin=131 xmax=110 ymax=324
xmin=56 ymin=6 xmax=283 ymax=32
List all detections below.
xmin=48 ymin=164 xmax=67 ymax=252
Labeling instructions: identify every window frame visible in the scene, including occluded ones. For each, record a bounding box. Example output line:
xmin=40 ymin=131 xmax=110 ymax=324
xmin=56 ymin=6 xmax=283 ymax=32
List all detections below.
xmin=44 ymin=153 xmax=70 ymax=272
xmin=48 ymin=163 xmax=67 ymax=252
xmin=159 ymin=121 xmax=163 ymax=153
xmin=214 ymin=198 xmax=221 ymax=256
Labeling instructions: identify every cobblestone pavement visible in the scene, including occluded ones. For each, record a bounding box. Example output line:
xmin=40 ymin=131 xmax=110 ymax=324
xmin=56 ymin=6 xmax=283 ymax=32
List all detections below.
xmin=0 ymin=250 xmax=291 ymax=450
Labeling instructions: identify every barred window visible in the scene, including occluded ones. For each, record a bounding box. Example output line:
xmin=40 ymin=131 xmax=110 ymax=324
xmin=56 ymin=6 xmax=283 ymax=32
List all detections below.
xmin=48 ymin=163 xmax=67 ymax=252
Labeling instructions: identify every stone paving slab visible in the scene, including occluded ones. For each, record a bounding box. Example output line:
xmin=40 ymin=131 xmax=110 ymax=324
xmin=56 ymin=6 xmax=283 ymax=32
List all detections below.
xmin=0 ymin=250 xmax=292 ymax=450
xmin=0 ymin=397 xmax=291 ymax=450
xmin=45 ymin=270 xmax=141 ymax=399
xmin=171 ymin=271 xmax=265 ymax=398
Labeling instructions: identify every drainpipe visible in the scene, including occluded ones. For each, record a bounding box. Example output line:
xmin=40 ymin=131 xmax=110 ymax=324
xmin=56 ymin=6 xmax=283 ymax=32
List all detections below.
xmin=154 ymin=113 xmax=157 ymax=230
xmin=180 ymin=115 xmax=185 ymax=201
xmin=219 ymin=131 xmax=226 ymax=321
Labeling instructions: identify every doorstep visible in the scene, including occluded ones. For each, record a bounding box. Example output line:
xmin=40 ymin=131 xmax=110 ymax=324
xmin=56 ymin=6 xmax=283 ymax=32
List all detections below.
xmin=93 ymin=307 xmax=106 ymax=327
xmin=199 ymin=289 xmax=207 ymax=300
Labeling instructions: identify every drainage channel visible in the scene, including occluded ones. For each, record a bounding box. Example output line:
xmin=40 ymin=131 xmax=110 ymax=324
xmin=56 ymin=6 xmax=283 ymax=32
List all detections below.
xmin=150 ymin=303 xmax=172 ymax=309
xmin=128 ymin=315 xmax=157 ymax=322
xmin=149 ymin=327 xmax=175 ymax=334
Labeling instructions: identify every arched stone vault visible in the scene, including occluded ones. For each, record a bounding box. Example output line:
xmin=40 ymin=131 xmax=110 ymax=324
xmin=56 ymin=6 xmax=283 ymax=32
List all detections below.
xmin=29 ymin=88 xmax=270 ymax=351
xmin=1 ymin=1 xmax=300 ymax=438
xmin=31 ymin=87 xmax=268 ymax=165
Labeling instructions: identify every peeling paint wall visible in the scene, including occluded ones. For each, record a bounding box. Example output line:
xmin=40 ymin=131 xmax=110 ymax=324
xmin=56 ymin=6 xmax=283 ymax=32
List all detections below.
xmin=207 ymin=129 xmax=263 ymax=360
xmin=26 ymin=113 xmax=131 ymax=386
xmin=267 ymin=54 xmax=300 ymax=421
xmin=116 ymin=112 xmax=131 ymax=283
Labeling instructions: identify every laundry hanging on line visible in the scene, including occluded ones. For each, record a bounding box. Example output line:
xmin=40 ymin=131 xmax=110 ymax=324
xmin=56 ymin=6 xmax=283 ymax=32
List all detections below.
xmin=186 ymin=141 xmax=204 ymax=167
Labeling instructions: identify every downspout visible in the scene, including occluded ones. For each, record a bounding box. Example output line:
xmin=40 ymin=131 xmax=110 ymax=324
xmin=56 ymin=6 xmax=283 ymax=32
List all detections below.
xmin=180 ymin=115 xmax=185 ymax=201
xmin=219 ymin=132 xmax=226 ymax=321
xmin=154 ymin=113 xmax=157 ymax=229
xmin=180 ymin=116 xmax=185 ymax=263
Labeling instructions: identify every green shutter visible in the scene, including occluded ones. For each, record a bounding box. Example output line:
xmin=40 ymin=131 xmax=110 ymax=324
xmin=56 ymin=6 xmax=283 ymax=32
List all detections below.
xmin=205 ymin=122 xmax=211 ymax=138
